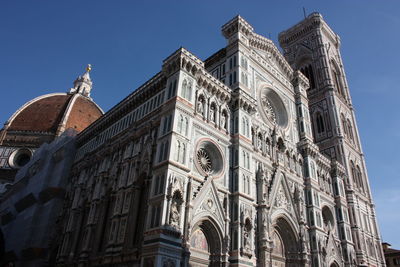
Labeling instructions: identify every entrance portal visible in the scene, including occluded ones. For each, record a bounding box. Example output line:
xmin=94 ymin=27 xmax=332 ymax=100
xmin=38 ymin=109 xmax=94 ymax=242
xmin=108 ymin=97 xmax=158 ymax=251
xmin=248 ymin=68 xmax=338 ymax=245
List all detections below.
xmin=189 ymin=219 xmax=223 ymax=267
xmin=271 ymin=217 xmax=301 ymax=267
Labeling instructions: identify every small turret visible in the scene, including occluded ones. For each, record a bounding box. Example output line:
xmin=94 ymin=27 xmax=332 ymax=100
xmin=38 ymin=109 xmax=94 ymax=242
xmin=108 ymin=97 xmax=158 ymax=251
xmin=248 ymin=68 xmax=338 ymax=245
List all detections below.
xmin=69 ymin=64 xmax=93 ymax=97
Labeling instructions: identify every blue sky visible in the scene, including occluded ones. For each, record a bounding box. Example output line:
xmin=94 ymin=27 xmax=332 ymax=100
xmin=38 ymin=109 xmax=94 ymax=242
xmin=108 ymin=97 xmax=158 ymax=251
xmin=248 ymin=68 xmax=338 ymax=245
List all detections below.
xmin=1 ymin=1 xmax=399 ymax=247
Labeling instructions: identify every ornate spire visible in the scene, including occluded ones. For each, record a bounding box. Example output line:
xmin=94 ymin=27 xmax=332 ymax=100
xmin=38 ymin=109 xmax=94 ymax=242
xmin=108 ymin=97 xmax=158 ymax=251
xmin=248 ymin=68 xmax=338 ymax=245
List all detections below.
xmin=69 ymin=64 xmax=93 ymax=97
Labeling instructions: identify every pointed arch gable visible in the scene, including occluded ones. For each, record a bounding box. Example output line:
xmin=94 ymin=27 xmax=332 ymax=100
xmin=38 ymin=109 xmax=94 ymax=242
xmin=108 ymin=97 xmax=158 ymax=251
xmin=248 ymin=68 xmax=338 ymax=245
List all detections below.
xmin=191 ymin=180 xmax=226 ymax=233
xmin=269 ymin=171 xmax=301 ymax=227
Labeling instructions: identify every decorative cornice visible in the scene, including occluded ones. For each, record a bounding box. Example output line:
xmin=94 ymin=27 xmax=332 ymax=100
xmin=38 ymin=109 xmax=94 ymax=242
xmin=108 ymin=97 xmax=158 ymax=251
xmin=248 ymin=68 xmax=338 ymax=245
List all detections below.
xmin=221 ymin=15 xmax=254 ymax=39
xmin=278 ymin=12 xmax=339 ymax=48
xmin=248 ymin=32 xmax=293 ymax=78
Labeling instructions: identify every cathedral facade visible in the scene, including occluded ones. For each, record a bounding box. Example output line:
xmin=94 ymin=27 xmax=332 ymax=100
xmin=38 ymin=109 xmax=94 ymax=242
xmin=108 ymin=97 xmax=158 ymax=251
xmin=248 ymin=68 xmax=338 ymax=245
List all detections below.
xmin=55 ymin=14 xmax=385 ymax=267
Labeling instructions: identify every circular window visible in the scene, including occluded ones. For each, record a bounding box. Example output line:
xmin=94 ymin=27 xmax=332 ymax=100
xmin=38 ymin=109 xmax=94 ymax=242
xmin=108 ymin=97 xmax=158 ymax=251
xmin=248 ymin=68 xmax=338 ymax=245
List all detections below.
xmin=8 ymin=148 xmax=32 ymax=169
xmin=195 ymin=139 xmax=224 ymax=177
xmin=197 ymin=148 xmax=212 ymax=174
xmin=258 ymin=87 xmax=288 ymax=128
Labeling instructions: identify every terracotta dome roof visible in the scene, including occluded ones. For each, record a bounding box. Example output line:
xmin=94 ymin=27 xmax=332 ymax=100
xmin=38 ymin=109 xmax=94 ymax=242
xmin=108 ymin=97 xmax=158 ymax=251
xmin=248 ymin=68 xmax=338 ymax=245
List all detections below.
xmin=5 ymin=92 xmax=103 ymax=135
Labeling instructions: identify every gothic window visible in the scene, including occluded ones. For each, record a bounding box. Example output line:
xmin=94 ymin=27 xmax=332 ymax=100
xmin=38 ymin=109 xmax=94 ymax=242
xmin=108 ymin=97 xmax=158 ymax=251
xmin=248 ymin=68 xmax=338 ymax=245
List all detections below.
xmin=300 ymin=64 xmax=316 ymax=89
xmin=356 ymin=165 xmax=365 ymax=192
xmin=181 ymin=79 xmax=192 ymax=100
xmin=167 ymin=82 xmax=173 ymax=99
xmin=150 ymin=204 xmax=161 ymax=228
xmin=229 ymin=55 xmax=237 ymax=69
xmin=242 ymin=150 xmax=250 ymax=169
xmin=243 ymin=174 xmax=247 ymax=193
xmin=184 ymin=117 xmax=189 ymax=136
xmin=316 ymin=112 xmax=325 ymax=134
xmin=181 ymin=79 xmax=187 ymax=99
xmin=309 ymin=210 xmax=315 ymax=226
xmin=347 ymin=119 xmax=354 ymax=141
xmin=161 ymin=114 xmax=172 ymax=135
xmin=241 ymin=55 xmax=247 ymax=69
xmin=108 ymin=219 xmax=118 ymax=243
xmin=153 ymin=174 xmax=164 ymax=195
xmin=310 ymin=161 xmax=316 ymax=179
xmin=242 ymin=117 xmax=250 ymax=137
xmin=175 ymin=140 xmax=181 ymax=162
xmin=177 ymin=115 xmax=183 ymax=134
xmin=181 ymin=143 xmax=186 ymax=164
xmin=241 ymin=71 xmax=248 ymax=87
xmin=158 ymin=141 xmax=169 ymax=162
xmin=350 ymin=161 xmax=358 ymax=188
xmin=331 ymin=62 xmax=345 ymax=97
xmin=247 ymin=176 xmax=251 ymax=194
xmin=122 ymin=192 xmax=131 ymax=213
xmin=118 ymin=218 xmax=127 ymax=243
xmin=163 ymin=141 xmax=169 ymax=160
xmin=341 ymin=113 xmax=348 ymax=136
xmin=177 ymin=114 xmax=189 ymax=136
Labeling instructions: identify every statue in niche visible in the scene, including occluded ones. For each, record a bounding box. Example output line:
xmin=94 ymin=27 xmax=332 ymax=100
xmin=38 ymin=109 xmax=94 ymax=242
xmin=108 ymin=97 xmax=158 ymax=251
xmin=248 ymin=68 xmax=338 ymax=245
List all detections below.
xmin=169 ymin=192 xmax=182 ymax=228
xmin=221 ymin=112 xmax=227 ymax=129
xmin=243 ymin=219 xmax=252 ymax=250
xmin=197 ymin=98 xmax=204 ymax=115
xmin=209 ymin=105 xmax=215 ymax=122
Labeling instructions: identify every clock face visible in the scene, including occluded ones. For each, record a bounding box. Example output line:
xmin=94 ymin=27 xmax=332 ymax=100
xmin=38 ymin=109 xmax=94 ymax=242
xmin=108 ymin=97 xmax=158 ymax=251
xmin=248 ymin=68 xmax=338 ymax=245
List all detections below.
xmin=258 ymin=87 xmax=288 ymax=129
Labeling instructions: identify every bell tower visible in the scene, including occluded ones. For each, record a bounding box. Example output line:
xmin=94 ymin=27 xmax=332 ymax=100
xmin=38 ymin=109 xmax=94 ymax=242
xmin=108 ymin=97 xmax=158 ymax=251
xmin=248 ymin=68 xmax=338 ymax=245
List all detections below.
xmin=279 ymin=13 xmax=385 ymax=266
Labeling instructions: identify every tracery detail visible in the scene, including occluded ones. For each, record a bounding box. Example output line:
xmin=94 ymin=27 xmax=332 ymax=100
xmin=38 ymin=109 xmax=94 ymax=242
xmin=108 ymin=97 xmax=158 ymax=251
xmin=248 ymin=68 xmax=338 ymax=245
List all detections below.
xmin=197 ymin=148 xmax=212 ymax=174
xmin=261 ymin=95 xmax=277 ymax=124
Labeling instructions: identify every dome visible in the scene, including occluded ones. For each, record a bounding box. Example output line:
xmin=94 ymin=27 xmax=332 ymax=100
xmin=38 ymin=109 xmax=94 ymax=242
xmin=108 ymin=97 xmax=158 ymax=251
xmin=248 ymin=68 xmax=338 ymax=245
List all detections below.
xmin=5 ymin=92 xmax=102 ymax=136
xmin=0 ymin=65 xmax=103 ymax=179
xmin=0 ymin=65 xmax=103 ymax=148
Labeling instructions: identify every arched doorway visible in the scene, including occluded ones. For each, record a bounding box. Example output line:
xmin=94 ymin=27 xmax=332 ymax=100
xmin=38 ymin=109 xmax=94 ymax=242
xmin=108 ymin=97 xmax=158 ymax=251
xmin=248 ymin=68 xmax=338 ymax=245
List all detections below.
xmin=271 ymin=217 xmax=301 ymax=267
xmin=189 ymin=219 xmax=223 ymax=267
xmin=330 ymin=261 xmax=340 ymax=267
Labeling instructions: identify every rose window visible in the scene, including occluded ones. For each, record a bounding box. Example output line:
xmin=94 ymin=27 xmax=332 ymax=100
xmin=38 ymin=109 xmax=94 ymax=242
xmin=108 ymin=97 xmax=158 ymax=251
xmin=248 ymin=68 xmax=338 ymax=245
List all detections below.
xmin=197 ymin=148 xmax=212 ymax=174
xmin=194 ymin=139 xmax=224 ymax=177
xmin=258 ymin=87 xmax=288 ymax=128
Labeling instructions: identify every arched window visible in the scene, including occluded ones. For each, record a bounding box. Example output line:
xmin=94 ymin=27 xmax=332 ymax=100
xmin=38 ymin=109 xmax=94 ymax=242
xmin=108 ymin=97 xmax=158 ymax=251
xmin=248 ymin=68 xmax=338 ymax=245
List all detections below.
xmin=300 ymin=64 xmax=316 ymax=89
xmin=316 ymin=112 xmax=325 ymax=134
xmin=347 ymin=119 xmax=354 ymax=141
xmin=331 ymin=61 xmax=345 ymax=97
xmin=350 ymin=161 xmax=358 ymax=188
xmin=176 ymin=140 xmax=181 ymax=162
xmin=184 ymin=117 xmax=189 ymax=136
xmin=356 ymin=165 xmax=364 ymax=192
xmin=242 ymin=117 xmax=246 ymax=136
xmin=341 ymin=113 xmax=348 ymax=136
xmin=177 ymin=114 xmax=183 ymax=133
xmin=181 ymin=79 xmax=188 ymax=99
xmin=163 ymin=141 xmax=169 ymax=160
